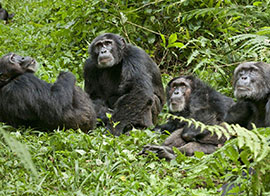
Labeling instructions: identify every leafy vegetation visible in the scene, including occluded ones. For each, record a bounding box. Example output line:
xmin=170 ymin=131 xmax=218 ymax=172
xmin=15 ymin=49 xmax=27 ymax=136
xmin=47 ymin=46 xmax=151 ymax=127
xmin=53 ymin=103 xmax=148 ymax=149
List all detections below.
xmin=1 ymin=0 xmax=270 ymax=195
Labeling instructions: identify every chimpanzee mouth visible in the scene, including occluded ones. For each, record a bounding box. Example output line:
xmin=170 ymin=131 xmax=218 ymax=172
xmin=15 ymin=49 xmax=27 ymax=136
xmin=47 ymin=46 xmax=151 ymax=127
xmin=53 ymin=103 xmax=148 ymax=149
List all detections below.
xmin=169 ymin=103 xmax=185 ymax=112
xmin=23 ymin=59 xmax=36 ymax=68
xmin=99 ymin=57 xmax=112 ymax=63
xmin=171 ymin=100 xmax=182 ymax=105
xmin=170 ymin=98 xmax=184 ymax=105
xmin=236 ymin=86 xmax=250 ymax=91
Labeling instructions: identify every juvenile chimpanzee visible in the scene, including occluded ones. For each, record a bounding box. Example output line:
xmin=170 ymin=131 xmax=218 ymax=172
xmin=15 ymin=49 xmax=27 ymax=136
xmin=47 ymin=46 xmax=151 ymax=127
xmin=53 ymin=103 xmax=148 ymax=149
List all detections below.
xmin=0 ymin=53 xmax=96 ymax=132
xmin=0 ymin=3 xmax=14 ymax=22
xmin=84 ymin=33 xmax=165 ymax=136
xmin=225 ymin=62 xmax=270 ymax=129
xmin=140 ymin=75 xmax=234 ymax=160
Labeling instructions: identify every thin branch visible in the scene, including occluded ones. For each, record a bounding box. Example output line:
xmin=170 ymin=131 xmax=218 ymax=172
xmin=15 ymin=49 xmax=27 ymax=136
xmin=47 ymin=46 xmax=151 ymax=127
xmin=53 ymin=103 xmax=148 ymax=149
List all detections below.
xmin=126 ymin=0 xmax=167 ymax=13
xmin=125 ymin=20 xmax=162 ymax=36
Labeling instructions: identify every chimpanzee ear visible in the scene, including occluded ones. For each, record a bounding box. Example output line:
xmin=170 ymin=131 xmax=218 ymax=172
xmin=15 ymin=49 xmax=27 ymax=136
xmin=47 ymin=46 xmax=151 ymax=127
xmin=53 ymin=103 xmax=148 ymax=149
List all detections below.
xmin=119 ymin=37 xmax=126 ymax=50
xmin=8 ymin=53 xmax=15 ymax=64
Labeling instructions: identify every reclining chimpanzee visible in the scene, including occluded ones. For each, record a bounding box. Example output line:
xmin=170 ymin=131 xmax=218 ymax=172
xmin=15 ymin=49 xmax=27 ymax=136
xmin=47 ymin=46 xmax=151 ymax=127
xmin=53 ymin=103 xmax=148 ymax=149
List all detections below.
xmin=0 ymin=53 xmax=96 ymax=132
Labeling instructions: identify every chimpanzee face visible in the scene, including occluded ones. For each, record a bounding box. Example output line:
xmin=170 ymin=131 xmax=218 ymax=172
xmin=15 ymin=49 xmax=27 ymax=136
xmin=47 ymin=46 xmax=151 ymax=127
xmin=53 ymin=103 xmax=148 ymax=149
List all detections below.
xmin=89 ymin=33 xmax=126 ymax=69
xmin=234 ymin=62 xmax=269 ymax=100
xmin=94 ymin=39 xmax=117 ymax=68
xmin=167 ymin=77 xmax=192 ymax=112
xmin=0 ymin=53 xmax=37 ymax=83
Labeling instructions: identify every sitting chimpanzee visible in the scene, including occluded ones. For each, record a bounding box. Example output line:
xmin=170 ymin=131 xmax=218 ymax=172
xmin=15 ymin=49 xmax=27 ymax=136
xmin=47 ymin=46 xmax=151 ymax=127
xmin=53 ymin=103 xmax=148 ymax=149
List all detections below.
xmin=140 ymin=75 xmax=234 ymax=160
xmin=0 ymin=3 xmax=14 ymax=22
xmin=84 ymin=33 xmax=165 ymax=136
xmin=0 ymin=53 xmax=96 ymax=132
xmin=225 ymin=62 xmax=270 ymax=128
xmin=220 ymin=62 xmax=270 ymax=196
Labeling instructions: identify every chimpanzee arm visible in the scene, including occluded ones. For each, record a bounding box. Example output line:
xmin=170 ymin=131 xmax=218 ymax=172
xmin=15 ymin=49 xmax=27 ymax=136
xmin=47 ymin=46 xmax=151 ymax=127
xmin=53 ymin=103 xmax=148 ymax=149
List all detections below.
xmin=50 ymin=71 xmax=76 ymax=107
xmin=29 ymin=71 xmax=76 ymax=122
xmin=182 ymin=101 xmax=255 ymax=143
xmin=181 ymin=108 xmax=223 ymax=144
xmin=265 ymin=98 xmax=270 ymax=127
xmin=112 ymin=84 xmax=154 ymax=135
xmin=83 ymin=58 xmax=94 ymax=96
xmin=181 ymin=124 xmax=228 ymax=145
xmin=36 ymin=71 xmax=77 ymax=123
xmin=92 ymin=99 xmax=113 ymax=125
xmin=84 ymin=58 xmax=113 ymax=124
xmin=153 ymin=118 xmax=186 ymax=134
xmin=224 ymin=100 xmax=254 ymax=128
xmin=111 ymin=46 xmax=156 ymax=135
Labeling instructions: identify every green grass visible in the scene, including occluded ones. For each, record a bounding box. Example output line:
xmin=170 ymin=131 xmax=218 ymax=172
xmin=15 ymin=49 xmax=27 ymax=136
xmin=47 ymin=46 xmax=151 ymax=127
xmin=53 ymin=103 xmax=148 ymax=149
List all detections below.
xmin=2 ymin=120 xmax=270 ymax=195
xmin=0 ymin=126 xmax=219 ymax=195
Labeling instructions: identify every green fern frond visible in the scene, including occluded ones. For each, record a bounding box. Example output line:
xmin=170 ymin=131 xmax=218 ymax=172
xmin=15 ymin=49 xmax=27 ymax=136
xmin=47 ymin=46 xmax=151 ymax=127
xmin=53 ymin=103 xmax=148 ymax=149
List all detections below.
xmin=168 ymin=114 xmax=270 ymax=162
xmin=230 ymin=33 xmax=270 ymax=59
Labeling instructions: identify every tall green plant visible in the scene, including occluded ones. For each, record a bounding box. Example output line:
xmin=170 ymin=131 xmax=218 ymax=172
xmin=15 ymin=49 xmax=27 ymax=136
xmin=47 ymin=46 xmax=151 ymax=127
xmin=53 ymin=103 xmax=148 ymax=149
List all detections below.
xmin=0 ymin=126 xmax=38 ymax=177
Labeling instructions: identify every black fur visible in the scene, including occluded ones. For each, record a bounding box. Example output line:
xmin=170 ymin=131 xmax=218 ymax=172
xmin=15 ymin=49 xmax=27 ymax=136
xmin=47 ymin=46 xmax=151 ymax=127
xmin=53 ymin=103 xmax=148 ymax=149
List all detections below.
xmin=156 ymin=75 xmax=234 ymax=136
xmin=225 ymin=62 xmax=270 ymax=129
xmin=0 ymin=53 xmax=96 ymax=132
xmin=84 ymin=33 xmax=165 ymax=135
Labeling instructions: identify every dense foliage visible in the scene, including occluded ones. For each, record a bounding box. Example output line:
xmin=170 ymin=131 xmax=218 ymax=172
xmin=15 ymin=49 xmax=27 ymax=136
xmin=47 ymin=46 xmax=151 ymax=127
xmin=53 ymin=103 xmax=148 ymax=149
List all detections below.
xmin=1 ymin=0 xmax=270 ymax=195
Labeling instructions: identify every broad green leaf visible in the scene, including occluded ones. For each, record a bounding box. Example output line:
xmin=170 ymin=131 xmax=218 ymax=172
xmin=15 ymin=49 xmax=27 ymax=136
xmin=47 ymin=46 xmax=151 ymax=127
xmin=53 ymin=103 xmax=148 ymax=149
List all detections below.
xmin=168 ymin=33 xmax=177 ymax=45
xmin=253 ymin=1 xmax=262 ymax=6
xmin=167 ymin=42 xmax=184 ymax=48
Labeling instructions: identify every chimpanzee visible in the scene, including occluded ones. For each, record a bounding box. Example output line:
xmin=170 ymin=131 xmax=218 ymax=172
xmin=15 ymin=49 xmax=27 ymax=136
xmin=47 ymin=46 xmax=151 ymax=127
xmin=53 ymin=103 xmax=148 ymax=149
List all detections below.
xmin=225 ymin=62 xmax=270 ymax=129
xmin=221 ymin=62 xmax=270 ymax=196
xmin=84 ymin=33 xmax=165 ymax=136
xmin=0 ymin=53 xmax=96 ymax=132
xmin=140 ymin=75 xmax=234 ymax=160
xmin=0 ymin=3 xmax=14 ymax=22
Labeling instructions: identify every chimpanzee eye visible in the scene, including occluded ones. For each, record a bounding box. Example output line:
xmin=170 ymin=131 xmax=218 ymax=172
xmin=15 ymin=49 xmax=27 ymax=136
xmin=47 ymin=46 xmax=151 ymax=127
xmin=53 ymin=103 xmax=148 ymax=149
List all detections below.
xmin=249 ymin=67 xmax=259 ymax=74
xmin=178 ymin=82 xmax=186 ymax=88
xmin=238 ymin=70 xmax=245 ymax=77
xmin=95 ymin=43 xmax=102 ymax=53
xmin=172 ymin=85 xmax=177 ymax=90
xmin=248 ymin=68 xmax=254 ymax=73
xmin=180 ymin=85 xmax=186 ymax=90
xmin=104 ymin=41 xmax=112 ymax=46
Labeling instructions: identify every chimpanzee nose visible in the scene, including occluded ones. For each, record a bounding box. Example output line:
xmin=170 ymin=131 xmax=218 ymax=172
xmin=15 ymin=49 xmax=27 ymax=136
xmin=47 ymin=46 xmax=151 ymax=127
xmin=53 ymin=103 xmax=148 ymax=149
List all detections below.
xmin=101 ymin=49 xmax=107 ymax=54
xmin=241 ymin=76 xmax=247 ymax=80
xmin=174 ymin=89 xmax=179 ymax=95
